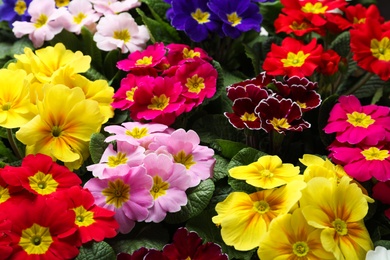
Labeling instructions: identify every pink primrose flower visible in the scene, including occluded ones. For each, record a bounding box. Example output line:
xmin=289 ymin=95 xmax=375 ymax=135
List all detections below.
xmin=62 ymin=0 xmax=101 ymax=34
xmin=87 ymin=141 xmax=145 ymax=179
xmin=93 ymin=12 xmax=149 ymax=53
xmin=143 ymin=153 xmax=191 ymax=223
xmin=104 ymin=121 xmax=170 ymax=147
xmin=148 ymin=129 xmax=215 ymax=187
xmin=12 ymin=0 xmax=69 ymax=47
xmin=324 ymin=95 xmax=390 ymax=145
xmin=165 ymin=43 xmax=212 ymax=66
xmin=84 ymin=166 xmax=153 ymax=234
xmin=90 ymin=0 xmax=141 ymax=15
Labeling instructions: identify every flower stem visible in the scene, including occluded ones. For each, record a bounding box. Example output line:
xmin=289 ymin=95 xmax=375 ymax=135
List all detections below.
xmin=344 ymin=72 xmax=374 ymax=95
xmin=7 ymin=129 xmax=22 ymax=159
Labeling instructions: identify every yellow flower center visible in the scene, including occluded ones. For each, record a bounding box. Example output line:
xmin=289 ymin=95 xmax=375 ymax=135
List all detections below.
xmin=150 ymin=176 xmax=169 ymax=200
xmin=191 ymin=8 xmax=210 ymax=24
xmin=73 ymin=206 xmax=95 ymax=227
xmin=126 ymin=86 xmax=138 ymax=102
xmin=353 ymin=17 xmax=366 ymax=24
xmin=28 ymin=172 xmax=59 ymax=195
xmin=290 ymin=21 xmax=309 ymax=30
xmin=51 ymin=126 xmax=62 ymax=137
xmin=147 ymin=94 xmax=169 ymax=110
xmin=346 ymin=111 xmax=375 ymax=128
xmin=183 ymin=48 xmax=200 ymax=59
xmin=185 ymin=75 xmax=205 ymax=94
xmin=1 ymin=102 xmax=11 ymax=111
xmin=185 ymin=257 xmax=191 ymax=260
xmin=14 ymin=0 xmax=27 ymax=15
xmin=227 ymin=12 xmax=242 ymax=27
xmin=173 ymin=150 xmax=196 ymax=169
xmin=55 ymin=0 xmax=69 ymax=7
xmin=254 ymin=200 xmax=270 ymax=214
xmin=34 ymin=14 xmax=48 ymax=28
xmin=107 ymin=152 xmax=128 ymax=167
xmin=240 ymin=112 xmax=257 ymax=122
xmin=102 ymin=179 xmax=130 ymax=208
xmin=270 ymin=118 xmax=291 ymax=131
xmin=113 ymin=29 xmax=131 ymax=43
xmin=301 ymin=2 xmax=328 ymax=14
xmin=125 ymin=127 xmax=148 ymax=139
xmin=0 ymin=186 xmax=10 ymax=204
xmin=73 ymin=13 xmax=87 ymax=24
xmin=19 ymin=223 xmax=53 ymax=255
xmin=296 ymin=101 xmax=307 ymax=109
xmin=370 ymin=37 xmax=390 ymax=62
xmin=293 ymin=241 xmax=310 ymax=257
xmin=332 ymin=218 xmax=348 ymax=236
xmin=361 ymin=147 xmax=389 ymax=161
xmin=281 ymin=51 xmax=310 ymax=67
xmin=136 ymin=56 xmax=153 ymax=66
xmin=260 ymin=169 xmax=274 ymax=178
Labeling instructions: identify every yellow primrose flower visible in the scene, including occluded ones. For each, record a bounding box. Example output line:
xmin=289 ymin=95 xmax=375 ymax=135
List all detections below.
xmin=258 ymin=208 xmax=335 ymax=260
xmin=229 ymin=155 xmax=302 ymax=189
xmin=51 ymin=72 xmax=114 ymax=123
xmin=15 ymin=84 xmax=105 ymax=170
xmin=0 ymin=69 xmax=37 ymax=128
xmin=300 ymin=176 xmax=373 ymax=260
xmin=212 ymin=180 xmax=306 ymax=251
xmin=300 ymin=154 xmax=347 ymax=182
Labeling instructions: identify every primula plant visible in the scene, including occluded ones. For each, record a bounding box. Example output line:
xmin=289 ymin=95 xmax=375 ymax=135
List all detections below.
xmin=1 ymin=0 xmax=390 ymax=259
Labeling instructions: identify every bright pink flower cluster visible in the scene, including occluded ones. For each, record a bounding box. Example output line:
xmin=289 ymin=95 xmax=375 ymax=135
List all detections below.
xmin=112 ymin=42 xmax=218 ymax=125
xmin=324 ymin=95 xmax=390 ymax=181
xmin=225 ymin=72 xmax=321 ymax=134
xmin=85 ymin=122 xmax=216 ymax=233
xmin=0 ymin=154 xmax=118 ymax=259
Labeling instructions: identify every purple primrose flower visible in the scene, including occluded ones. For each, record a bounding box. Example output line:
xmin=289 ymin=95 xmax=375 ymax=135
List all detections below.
xmin=0 ymin=0 xmax=32 ymax=26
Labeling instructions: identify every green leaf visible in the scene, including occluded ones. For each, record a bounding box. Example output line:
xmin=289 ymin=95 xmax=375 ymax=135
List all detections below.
xmin=49 ymin=30 xmax=81 ymax=53
xmin=354 ymin=74 xmax=388 ymax=99
xmin=329 ymin=31 xmax=350 ymax=57
xmin=10 ymin=37 xmax=34 ymax=55
xmin=165 ymin=179 xmax=215 ymax=224
xmin=111 ymin=223 xmax=169 ymax=254
xmin=374 ymin=240 xmax=390 ymax=249
xmin=136 ymin=8 xmax=180 ymax=44
xmin=243 ymin=41 xmax=263 ymax=76
xmin=215 ymin=139 xmax=248 ymax=159
xmin=140 ymin=0 xmax=171 ymax=23
xmin=81 ymin=27 xmax=103 ymax=72
xmin=0 ymin=42 xmax=12 ymax=59
xmin=186 ymin=210 xmax=256 ymax=260
xmin=76 ymin=241 xmax=115 ymax=260
xmin=227 ymin=147 xmax=267 ymax=193
xmin=259 ymin=1 xmax=283 ymax=35
xmin=212 ymin=155 xmax=229 ymax=181
xmin=317 ymin=94 xmax=338 ymax=147
xmin=0 ymin=139 xmax=17 ymax=162
xmin=89 ymin=133 xmax=108 ymax=164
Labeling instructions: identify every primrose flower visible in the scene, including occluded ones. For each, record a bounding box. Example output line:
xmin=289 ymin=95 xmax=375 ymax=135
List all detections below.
xmin=0 ymin=0 xmax=32 ymax=26
xmin=90 ymin=0 xmax=141 ymax=15
xmin=323 ymin=95 xmax=390 ymax=145
xmin=300 ymin=176 xmax=373 ymax=259
xmin=262 ymin=37 xmax=323 ymax=78
xmin=165 ymin=43 xmax=212 ymax=66
xmin=366 ymin=246 xmax=390 ymax=260
xmin=12 ymin=0 xmax=69 ymax=48
xmin=229 ymin=155 xmax=302 ymax=189
xmin=143 ymin=153 xmax=191 ymax=223
xmin=104 ymin=121 xmax=170 ymax=147
xmin=87 ymin=141 xmax=146 ymax=179
xmin=0 ymin=69 xmax=37 ymax=129
xmin=350 ymin=18 xmax=390 ymax=81
xmin=338 ymin=4 xmax=383 ymax=30
xmin=274 ymin=11 xmax=325 ymax=37
xmin=16 ymin=85 xmax=105 ymax=170
xmin=62 ymin=0 xmax=101 ymax=34
xmin=212 ymin=181 xmax=306 ymax=251
xmin=93 ymin=12 xmax=150 ymax=53
xmin=169 ymin=0 xmax=220 ymax=42
xmin=84 ymin=166 xmax=153 ymax=234
xmin=258 ymin=209 xmax=334 ymax=260
xmin=148 ymin=128 xmax=215 ymax=187
xmin=208 ymin=0 xmax=262 ymax=38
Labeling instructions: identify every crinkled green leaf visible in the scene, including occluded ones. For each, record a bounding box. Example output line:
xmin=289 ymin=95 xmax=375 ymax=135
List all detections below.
xmin=354 ymin=74 xmax=388 ymax=99
xmin=103 ymin=49 xmax=125 ymax=81
xmin=49 ymin=30 xmax=81 ymax=53
xmin=165 ymin=179 xmax=215 ymax=224
xmin=212 ymin=155 xmax=229 ymax=182
xmin=330 ymin=31 xmax=350 ymax=57
xmin=227 ymin=147 xmax=267 ymax=193
xmin=81 ymin=27 xmax=103 ymax=72
xmin=215 ymin=139 xmax=248 ymax=160
xmin=89 ymin=133 xmax=108 ymax=164
xmin=136 ymin=8 xmax=180 ymax=44
xmin=10 ymin=37 xmax=34 ymax=55
xmin=318 ymin=94 xmax=338 ymax=147
xmin=374 ymin=240 xmax=390 ymax=250
xmin=0 ymin=139 xmax=17 ymax=162
xmin=76 ymin=241 xmax=115 ymax=260
xmin=111 ymin=223 xmax=169 ymax=254
xmin=0 ymin=42 xmax=12 ymax=59
xmin=186 ymin=210 xmax=256 ymax=260
xmin=141 ymin=0 xmax=171 ymax=24
xmin=259 ymin=1 xmax=283 ymax=35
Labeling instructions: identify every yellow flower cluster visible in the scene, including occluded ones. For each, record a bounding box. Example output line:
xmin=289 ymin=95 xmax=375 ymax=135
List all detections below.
xmin=0 ymin=43 xmax=114 ymax=169
xmin=213 ymin=154 xmax=374 ymax=260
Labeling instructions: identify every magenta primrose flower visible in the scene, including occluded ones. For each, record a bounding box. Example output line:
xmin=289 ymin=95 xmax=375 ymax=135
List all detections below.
xmin=148 ymin=128 xmax=215 ymax=187
xmin=84 ymin=166 xmax=153 ymax=234
xmin=324 ymin=95 xmax=390 ymax=145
